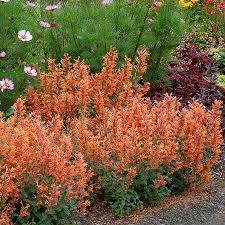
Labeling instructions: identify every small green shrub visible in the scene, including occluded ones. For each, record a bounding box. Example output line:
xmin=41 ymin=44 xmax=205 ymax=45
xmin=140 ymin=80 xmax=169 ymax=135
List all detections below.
xmin=99 ymin=167 xmax=143 ymax=216
xmin=99 ymin=164 xmax=190 ymax=216
xmin=209 ymin=47 xmax=225 ymax=70
xmin=208 ymin=47 xmax=225 ymax=88
xmin=11 ymin=180 xmax=78 ymax=225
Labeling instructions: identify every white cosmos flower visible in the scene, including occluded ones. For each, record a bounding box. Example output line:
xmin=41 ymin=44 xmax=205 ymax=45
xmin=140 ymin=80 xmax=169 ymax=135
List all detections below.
xmin=101 ymin=0 xmax=113 ymax=4
xmin=39 ymin=21 xmax=51 ymax=28
xmin=18 ymin=30 xmax=33 ymax=42
xmin=0 ymin=0 xmax=11 ymax=3
xmin=24 ymin=65 xmax=38 ymax=77
xmin=0 ymin=51 xmax=6 ymax=58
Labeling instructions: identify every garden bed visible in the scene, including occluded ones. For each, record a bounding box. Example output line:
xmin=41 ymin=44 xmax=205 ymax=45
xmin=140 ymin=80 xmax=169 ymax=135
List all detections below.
xmin=78 ymin=172 xmax=225 ymax=225
xmin=0 ymin=0 xmax=225 ymax=224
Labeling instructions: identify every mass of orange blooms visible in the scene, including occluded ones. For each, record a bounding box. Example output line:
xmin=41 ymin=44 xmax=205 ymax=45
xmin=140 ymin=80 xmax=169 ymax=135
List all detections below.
xmin=26 ymin=48 xmax=222 ymax=187
xmin=0 ymin=49 xmax=223 ymax=223
xmin=70 ymin=94 xmax=222 ymax=190
xmin=26 ymin=49 xmax=147 ymax=121
xmin=0 ymin=99 xmax=92 ymax=224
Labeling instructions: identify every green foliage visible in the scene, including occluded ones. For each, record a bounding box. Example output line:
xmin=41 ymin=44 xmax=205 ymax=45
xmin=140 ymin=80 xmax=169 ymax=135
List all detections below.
xmin=185 ymin=3 xmax=210 ymax=29
xmin=168 ymin=169 xmax=188 ymax=194
xmin=0 ymin=0 xmax=187 ymax=111
xmin=209 ymin=47 xmax=225 ymax=69
xmin=144 ymin=0 xmax=186 ymax=81
xmin=98 ymin=162 xmax=191 ymax=216
xmin=208 ymin=48 xmax=225 ymax=88
xmin=133 ymin=166 xmax=171 ymax=205
xmin=11 ymin=179 xmax=79 ymax=225
xmin=110 ymin=188 xmax=142 ymax=217
xmin=217 ymin=74 xmax=225 ymax=88
xmin=0 ymin=0 xmax=39 ymax=111
xmin=52 ymin=0 xmax=186 ymax=81
xmin=184 ymin=2 xmax=225 ymax=48
xmin=2 ymin=107 xmax=15 ymax=120
xmin=100 ymin=168 xmax=143 ymax=217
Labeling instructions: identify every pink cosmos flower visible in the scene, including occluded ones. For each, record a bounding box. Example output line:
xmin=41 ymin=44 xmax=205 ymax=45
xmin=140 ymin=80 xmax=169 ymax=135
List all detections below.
xmin=45 ymin=3 xmax=61 ymax=11
xmin=26 ymin=1 xmax=38 ymax=8
xmin=101 ymin=0 xmax=113 ymax=5
xmin=153 ymin=0 xmax=159 ymax=6
xmin=0 ymin=80 xmax=6 ymax=92
xmin=2 ymin=79 xmax=14 ymax=90
xmin=24 ymin=65 xmax=38 ymax=77
xmin=152 ymin=0 xmax=162 ymax=9
xmin=39 ymin=21 xmax=51 ymax=28
xmin=0 ymin=51 xmax=6 ymax=58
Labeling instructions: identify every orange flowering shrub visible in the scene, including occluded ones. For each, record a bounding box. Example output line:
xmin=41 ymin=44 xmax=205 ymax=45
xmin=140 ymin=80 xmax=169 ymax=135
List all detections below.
xmin=70 ymin=95 xmax=222 ymax=187
xmin=23 ymin=50 xmax=222 ymax=216
xmin=0 ymin=99 xmax=92 ymax=224
xmin=26 ymin=49 xmax=147 ymax=121
xmin=68 ymin=93 xmax=222 ymax=215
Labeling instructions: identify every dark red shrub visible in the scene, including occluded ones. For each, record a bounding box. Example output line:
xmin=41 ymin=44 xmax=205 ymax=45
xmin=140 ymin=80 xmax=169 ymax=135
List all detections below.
xmin=148 ymin=42 xmax=225 ymax=108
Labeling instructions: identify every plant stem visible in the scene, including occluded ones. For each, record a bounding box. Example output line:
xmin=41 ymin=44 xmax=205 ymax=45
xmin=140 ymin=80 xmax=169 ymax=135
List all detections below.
xmin=132 ymin=4 xmax=151 ymax=62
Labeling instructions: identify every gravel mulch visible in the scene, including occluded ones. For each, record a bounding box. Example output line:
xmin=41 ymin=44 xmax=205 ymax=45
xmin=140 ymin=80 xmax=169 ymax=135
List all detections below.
xmin=132 ymin=184 xmax=225 ymax=225
xmin=77 ymin=178 xmax=225 ymax=225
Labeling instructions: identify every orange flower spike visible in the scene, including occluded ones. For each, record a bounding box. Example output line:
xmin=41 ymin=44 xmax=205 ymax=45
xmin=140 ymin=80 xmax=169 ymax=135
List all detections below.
xmin=24 ymin=49 xmax=145 ymax=120
xmin=61 ymin=54 xmax=72 ymax=73
xmin=12 ymin=98 xmax=26 ymax=118
xmin=154 ymin=175 xmax=167 ymax=189
xmin=135 ymin=48 xmax=149 ymax=76
xmin=127 ymin=167 xmax=137 ymax=186
xmin=102 ymin=47 xmax=118 ymax=74
xmin=48 ymin=58 xmax=57 ymax=72
xmin=20 ymin=204 xmax=30 ymax=218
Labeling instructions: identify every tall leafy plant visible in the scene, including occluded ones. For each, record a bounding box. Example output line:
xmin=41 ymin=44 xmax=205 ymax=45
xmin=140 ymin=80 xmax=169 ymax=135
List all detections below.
xmin=1 ymin=0 xmax=187 ymax=112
